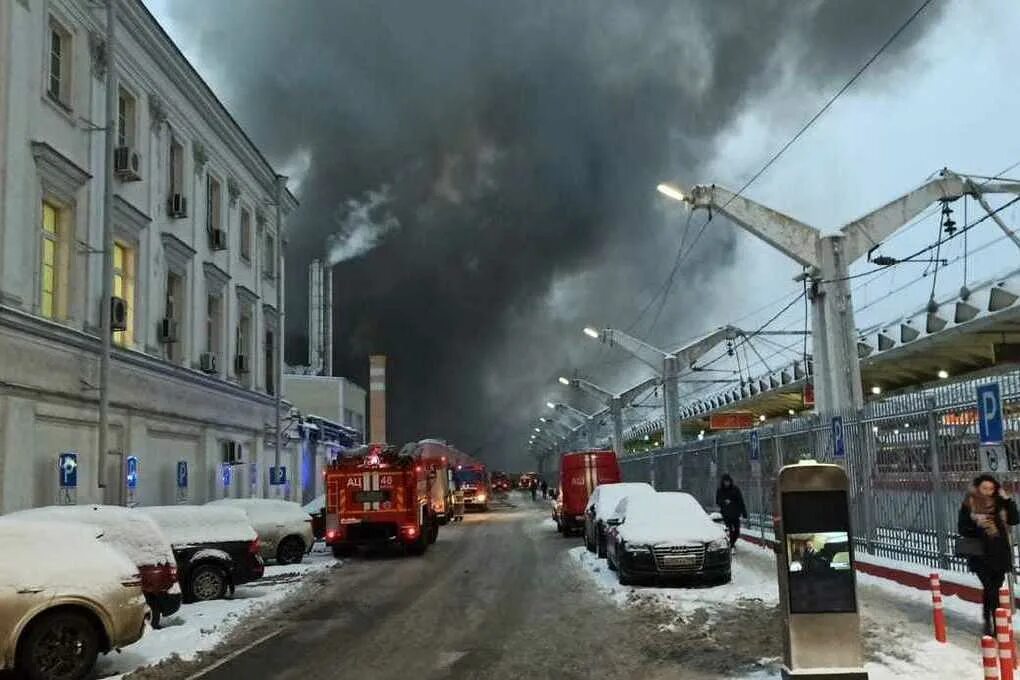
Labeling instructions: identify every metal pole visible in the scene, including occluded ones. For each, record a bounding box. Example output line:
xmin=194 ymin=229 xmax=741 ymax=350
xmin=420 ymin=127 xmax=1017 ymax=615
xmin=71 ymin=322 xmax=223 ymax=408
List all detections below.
xmin=273 ymin=175 xmax=286 ymax=470
xmin=926 ymin=397 xmax=949 ymax=569
xmin=610 ymin=398 xmax=624 ymax=458
xmin=663 ymin=355 xmax=681 ymax=447
xmin=97 ymin=0 xmax=117 ymax=492
xmin=815 ymin=235 xmax=865 ymax=416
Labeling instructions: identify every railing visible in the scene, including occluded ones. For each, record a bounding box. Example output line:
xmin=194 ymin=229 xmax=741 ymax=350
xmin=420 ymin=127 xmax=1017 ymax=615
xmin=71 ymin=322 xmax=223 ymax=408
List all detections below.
xmin=620 ymin=366 xmax=1020 ymax=574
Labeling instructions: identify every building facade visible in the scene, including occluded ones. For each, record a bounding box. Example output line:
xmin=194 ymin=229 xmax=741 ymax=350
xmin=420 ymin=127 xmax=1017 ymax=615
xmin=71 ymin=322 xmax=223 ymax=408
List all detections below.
xmin=283 ymin=375 xmax=367 ymax=443
xmin=0 ymin=0 xmax=299 ymax=511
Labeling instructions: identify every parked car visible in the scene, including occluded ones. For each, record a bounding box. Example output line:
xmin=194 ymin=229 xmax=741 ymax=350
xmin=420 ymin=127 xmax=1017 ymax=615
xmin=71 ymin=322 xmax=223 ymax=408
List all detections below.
xmin=605 ymin=492 xmax=731 ymax=586
xmin=0 ymin=519 xmax=148 ymax=680
xmin=138 ymin=506 xmax=264 ymax=602
xmin=7 ymin=505 xmax=181 ymax=628
xmin=208 ymin=498 xmax=314 ymax=564
xmin=583 ymin=482 xmax=655 ymax=558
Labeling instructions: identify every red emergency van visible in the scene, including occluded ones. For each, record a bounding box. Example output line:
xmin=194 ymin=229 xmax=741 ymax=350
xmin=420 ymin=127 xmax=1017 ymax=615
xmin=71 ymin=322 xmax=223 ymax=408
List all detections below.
xmin=556 ymin=450 xmax=620 ymax=535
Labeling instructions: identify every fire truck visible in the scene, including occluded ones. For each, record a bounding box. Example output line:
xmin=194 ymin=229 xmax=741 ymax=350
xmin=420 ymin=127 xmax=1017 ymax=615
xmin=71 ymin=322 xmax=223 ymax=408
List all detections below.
xmin=454 ymin=463 xmax=490 ymax=512
xmin=323 ymin=444 xmax=439 ymax=557
xmin=409 ymin=440 xmax=457 ymax=524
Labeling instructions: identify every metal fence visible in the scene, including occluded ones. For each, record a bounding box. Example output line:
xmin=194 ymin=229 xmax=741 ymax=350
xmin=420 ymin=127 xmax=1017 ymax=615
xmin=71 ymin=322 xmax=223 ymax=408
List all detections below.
xmin=620 ymin=366 xmax=1020 ymax=574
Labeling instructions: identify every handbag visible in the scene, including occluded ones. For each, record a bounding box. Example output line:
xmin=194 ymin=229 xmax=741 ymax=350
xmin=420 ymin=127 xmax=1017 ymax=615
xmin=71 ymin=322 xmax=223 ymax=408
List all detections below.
xmin=954 ymin=535 xmax=985 ymax=557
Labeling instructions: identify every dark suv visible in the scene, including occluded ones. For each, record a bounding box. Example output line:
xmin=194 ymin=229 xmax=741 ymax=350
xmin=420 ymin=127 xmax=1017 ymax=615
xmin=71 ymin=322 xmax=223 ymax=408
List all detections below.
xmin=140 ymin=506 xmax=265 ymax=602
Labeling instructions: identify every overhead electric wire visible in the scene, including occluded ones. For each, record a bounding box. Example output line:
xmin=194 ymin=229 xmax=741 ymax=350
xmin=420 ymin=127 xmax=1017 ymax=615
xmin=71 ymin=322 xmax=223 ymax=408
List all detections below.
xmin=694 ymin=290 xmax=807 ymax=371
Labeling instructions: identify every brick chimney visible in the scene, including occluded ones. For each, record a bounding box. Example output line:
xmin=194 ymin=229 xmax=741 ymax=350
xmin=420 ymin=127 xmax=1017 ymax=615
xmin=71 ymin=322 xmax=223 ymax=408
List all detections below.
xmin=369 ymin=355 xmax=387 ymax=443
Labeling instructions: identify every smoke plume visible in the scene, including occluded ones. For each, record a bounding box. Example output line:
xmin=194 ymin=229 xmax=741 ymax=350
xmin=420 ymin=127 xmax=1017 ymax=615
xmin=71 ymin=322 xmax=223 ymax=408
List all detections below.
xmin=157 ymin=0 xmax=944 ymax=470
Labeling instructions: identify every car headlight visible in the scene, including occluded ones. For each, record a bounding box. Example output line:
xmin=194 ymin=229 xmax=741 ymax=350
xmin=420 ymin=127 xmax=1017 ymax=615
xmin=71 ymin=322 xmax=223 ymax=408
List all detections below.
xmin=708 ymin=537 xmax=729 ymax=551
xmin=625 ymin=544 xmax=651 ymax=554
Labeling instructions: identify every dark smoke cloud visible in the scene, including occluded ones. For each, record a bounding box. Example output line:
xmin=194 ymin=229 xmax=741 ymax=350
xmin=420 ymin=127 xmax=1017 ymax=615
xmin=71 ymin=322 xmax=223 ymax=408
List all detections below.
xmin=158 ymin=0 xmax=943 ymax=470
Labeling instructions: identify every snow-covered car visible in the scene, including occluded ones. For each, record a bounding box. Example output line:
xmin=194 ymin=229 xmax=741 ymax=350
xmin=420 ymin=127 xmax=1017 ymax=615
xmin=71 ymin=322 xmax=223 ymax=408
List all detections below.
xmin=583 ymin=482 xmax=654 ymax=558
xmin=207 ymin=498 xmax=314 ymax=564
xmin=0 ymin=519 xmax=148 ymax=680
xmin=138 ymin=506 xmax=264 ymax=602
xmin=605 ymin=492 xmax=731 ymax=586
xmin=7 ymin=505 xmax=181 ymax=628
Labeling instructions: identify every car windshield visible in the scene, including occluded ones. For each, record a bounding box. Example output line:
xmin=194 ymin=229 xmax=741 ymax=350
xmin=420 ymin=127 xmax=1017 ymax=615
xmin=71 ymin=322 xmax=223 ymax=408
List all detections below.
xmin=456 ymin=469 xmax=485 ymax=484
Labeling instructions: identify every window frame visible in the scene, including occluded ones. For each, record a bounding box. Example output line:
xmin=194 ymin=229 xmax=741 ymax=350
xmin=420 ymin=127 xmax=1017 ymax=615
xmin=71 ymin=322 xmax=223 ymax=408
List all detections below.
xmin=46 ymin=17 xmax=72 ymax=109
xmin=111 ymin=240 xmax=137 ymax=347
xmin=263 ymin=230 xmax=276 ymax=279
xmin=239 ymin=207 xmax=253 ymax=262
xmin=207 ymin=174 xmax=222 ymax=233
xmin=168 ymin=134 xmax=185 ymax=197
xmin=117 ymin=87 xmax=138 ymax=149
xmin=40 ymin=201 xmax=61 ymax=320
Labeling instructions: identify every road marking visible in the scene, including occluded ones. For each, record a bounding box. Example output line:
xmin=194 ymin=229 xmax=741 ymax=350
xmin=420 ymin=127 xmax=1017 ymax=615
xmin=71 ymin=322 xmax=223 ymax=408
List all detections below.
xmin=181 ymin=627 xmax=287 ymax=680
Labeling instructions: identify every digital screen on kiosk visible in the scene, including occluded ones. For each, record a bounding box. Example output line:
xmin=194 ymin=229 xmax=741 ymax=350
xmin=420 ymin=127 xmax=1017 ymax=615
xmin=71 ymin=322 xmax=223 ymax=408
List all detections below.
xmin=782 ymin=490 xmax=856 ymax=614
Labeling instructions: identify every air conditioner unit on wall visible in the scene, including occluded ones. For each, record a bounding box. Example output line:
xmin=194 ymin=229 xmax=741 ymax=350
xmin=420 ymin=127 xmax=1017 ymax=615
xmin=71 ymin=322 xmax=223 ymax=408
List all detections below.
xmin=167 ymin=193 xmax=188 ymax=218
xmin=110 ymin=297 xmax=128 ymax=332
xmin=199 ymin=352 xmax=217 ymax=374
xmin=113 ymin=146 xmax=142 ymax=182
xmin=222 ymin=441 xmax=242 ymax=464
xmin=157 ymin=318 xmax=178 ymax=343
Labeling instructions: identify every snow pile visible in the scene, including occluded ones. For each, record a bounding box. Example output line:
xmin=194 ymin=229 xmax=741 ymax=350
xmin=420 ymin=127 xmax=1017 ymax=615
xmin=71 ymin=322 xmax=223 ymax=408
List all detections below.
xmin=590 ymin=482 xmax=654 ymax=519
xmin=8 ymin=505 xmax=175 ymax=567
xmin=96 ymin=547 xmax=340 ymax=678
xmin=0 ymin=518 xmax=139 ymax=586
xmin=137 ymin=506 xmax=255 ymax=546
xmin=616 ymin=492 xmax=727 ymax=546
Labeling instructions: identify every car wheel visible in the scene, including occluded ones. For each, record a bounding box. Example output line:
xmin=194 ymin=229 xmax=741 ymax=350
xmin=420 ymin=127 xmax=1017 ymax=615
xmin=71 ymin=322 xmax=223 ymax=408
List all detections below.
xmin=406 ymin=534 xmax=429 ymax=556
xmin=607 ymin=552 xmax=618 ymax=571
xmin=276 ymin=536 xmax=306 ymax=565
xmin=429 ymin=517 xmax=440 ymax=544
xmin=584 ymin=529 xmax=596 ymax=553
xmin=597 ymin=533 xmax=607 ymax=559
xmin=151 ymin=607 xmax=162 ymax=630
xmin=618 ymin=566 xmax=636 ymax=586
xmin=17 ymin=610 xmax=100 ymax=680
xmin=189 ymin=564 xmax=228 ymax=601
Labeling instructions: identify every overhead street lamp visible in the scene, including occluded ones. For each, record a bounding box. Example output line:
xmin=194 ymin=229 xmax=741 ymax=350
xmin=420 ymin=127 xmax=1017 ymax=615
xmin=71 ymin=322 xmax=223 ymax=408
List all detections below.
xmin=658 ymin=170 xmax=1020 ymax=415
xmin=582 ymin=326 xmax=738 ymax=447
xmin=560 ymin=376 xmax=659 ymax=457
xmin=547 ymin=401 xmax=607 ymax=448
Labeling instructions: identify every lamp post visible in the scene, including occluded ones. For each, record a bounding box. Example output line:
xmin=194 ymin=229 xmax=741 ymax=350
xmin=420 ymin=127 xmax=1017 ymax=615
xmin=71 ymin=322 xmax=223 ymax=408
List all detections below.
xmin=559 ymin=376 xmax=659 ymax=457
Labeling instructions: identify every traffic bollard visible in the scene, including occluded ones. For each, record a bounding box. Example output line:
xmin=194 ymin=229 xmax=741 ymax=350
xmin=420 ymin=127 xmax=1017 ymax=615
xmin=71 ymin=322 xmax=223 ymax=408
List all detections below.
xmin=1003 ymin=587 xmax=1019 ymax=670
xmin=929 ymin=573 xmax=947 ymax=643
xmin=998 ymin=608 xmax=1015 ymax=680
xmin=988 ymin=636 xmax=1004 ymax=680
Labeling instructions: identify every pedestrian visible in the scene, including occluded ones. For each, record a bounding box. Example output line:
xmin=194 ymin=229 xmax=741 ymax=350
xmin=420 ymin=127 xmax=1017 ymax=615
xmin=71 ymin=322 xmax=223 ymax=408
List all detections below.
xmin=715 ymin=474 xmax=747 ymax=548
xmin=540 ymin=480 xmax=548 ymax=499
xmin=531 ymin=482 xmax=538 ymax=502
xmin=957 ymin=474 xmax=1019 ymax=635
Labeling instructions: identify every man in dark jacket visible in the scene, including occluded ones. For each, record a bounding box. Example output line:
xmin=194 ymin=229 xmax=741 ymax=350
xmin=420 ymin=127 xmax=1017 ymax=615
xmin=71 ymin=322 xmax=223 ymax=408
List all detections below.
xmin=716 ymin=474 xmax=748 ymax=548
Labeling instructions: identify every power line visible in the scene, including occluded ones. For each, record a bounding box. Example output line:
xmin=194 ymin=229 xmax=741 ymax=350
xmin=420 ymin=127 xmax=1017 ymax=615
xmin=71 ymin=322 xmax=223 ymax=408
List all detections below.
xmin=719 ymin=0 xmax=935 ymax=211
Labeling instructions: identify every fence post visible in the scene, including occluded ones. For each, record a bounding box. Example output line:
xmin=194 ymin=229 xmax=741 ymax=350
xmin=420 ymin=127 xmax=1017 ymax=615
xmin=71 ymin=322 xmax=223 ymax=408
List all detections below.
xmin=927 ymin=397 xmax=950 ymax=569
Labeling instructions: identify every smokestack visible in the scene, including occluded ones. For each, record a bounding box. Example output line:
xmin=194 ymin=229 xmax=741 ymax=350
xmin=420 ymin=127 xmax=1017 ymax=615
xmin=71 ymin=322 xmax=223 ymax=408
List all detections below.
xmin=324 ymin=265 xmax=334 ymax=377
xmin=369 ymin=355 xmax=387 ymax=443
xmin=308 ymin=260 xmax=324 ymax=373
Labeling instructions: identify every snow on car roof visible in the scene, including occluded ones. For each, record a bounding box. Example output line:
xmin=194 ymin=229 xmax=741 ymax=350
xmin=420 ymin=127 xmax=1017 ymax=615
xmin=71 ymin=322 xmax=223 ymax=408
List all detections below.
xmin=7 ymin=504 xmax=175 ymax=567
xmin=138 ymin=506 xmax=256 ymax=546
xmin=0 ymin=518 xmax=139 ymax=585
xmin=617 ymin=492 xmax=726 ymax=546
xmin=303 ymin=495 xmax=325 ymax=514
xmin=208 ymin=498 xmax=312 ymax=522
xmin=590 ymin=483 xmax=654 ymax=518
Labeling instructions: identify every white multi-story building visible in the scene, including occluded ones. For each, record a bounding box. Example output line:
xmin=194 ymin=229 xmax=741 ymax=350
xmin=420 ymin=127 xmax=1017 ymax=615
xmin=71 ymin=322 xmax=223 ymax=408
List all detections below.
xmin=0 ymin=0 xmax=299 ymax=511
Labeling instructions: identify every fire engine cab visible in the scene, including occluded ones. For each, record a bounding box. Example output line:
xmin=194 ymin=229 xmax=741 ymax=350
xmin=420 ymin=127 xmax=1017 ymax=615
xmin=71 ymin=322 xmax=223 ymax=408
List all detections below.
xmin=324 ymin=444 xmax=439 ymax=557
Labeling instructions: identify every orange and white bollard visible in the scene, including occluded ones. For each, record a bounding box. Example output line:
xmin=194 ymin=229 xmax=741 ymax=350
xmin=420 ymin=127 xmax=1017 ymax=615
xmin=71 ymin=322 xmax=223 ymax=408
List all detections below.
xmin=998 ymin=608 xmax=1015 ymax=680
xmin=988 ymin=636 xmax=1004 ymax=680
xmin=1002 ymin=587 xmax=1019 ymax=670
xmin=929 ymin=573 xmax=947 ymax=643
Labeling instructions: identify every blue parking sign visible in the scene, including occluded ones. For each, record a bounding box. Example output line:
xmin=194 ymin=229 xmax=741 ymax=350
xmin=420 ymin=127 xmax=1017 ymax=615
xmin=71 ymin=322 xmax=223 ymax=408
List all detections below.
xmin=126 ymin=456 xmax=139 ymax=489
xmin=832 ymin=416 xmax=845 ymax=459
xmin=977 ymin=383 xmax=1005 ymax=445
xmin=177 ymin=461 xmax=189 ymax=489
xmin=58 ymin=452 xmax=78 ymax=488
xmin=749 ymin=430 xmax=760 ymax=461
xmin=270 ymin=466 xmax=288 ymax=486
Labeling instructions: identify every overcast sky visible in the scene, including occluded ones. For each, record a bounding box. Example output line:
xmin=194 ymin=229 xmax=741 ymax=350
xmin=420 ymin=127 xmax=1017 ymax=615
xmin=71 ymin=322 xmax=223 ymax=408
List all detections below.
xmin=145 ymin=0 xmax=1020 ymax=470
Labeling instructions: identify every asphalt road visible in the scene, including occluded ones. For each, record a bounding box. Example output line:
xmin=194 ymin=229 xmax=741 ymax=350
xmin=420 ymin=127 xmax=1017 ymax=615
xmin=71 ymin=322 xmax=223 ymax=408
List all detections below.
xmin=179 ymin=493 xmax=684 ymax=680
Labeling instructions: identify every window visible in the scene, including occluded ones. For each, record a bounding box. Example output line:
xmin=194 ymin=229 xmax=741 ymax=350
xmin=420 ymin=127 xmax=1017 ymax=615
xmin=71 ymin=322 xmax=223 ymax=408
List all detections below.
xmin=265 ymin=328 xmax=275 ymax=395
xmin=165 ymin=272 xmax=183 ymax=362
xmin=263 ymin=231 xmax=276 ymax=279
xmin=47 ymin=20 xmax=71 ymax=107
xmin=112 ymin=242 xmax=135 ymax=346
xmin=40 ymin=202 xmax=61 ymax=319
xmin=240 ymin=209 xmax=252 ymax=261
xmin=117 ymin=88 xmax=136 ymax=148
xmin=206 ymin=293 xmax=222 ymax=355
xmin=169 ymin=136 xmax=184 ymax=196
xmin=236 ymin=306 xmax=252 ymax=385
xmin=207 ymin=176 xmax=222 ymax=232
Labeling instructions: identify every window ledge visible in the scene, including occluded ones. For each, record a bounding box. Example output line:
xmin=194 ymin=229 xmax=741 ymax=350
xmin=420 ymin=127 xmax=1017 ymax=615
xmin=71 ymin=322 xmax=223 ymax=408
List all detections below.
xmin=41 ymin=92 xmax=75 ymax=125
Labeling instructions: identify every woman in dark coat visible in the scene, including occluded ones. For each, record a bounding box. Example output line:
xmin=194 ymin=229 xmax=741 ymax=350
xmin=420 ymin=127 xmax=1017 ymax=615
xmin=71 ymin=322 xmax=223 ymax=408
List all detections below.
xmin=716 ymin=474 xmax=748 ymax=548
xmin=958 ymin=474 xmax=1020 ymax=635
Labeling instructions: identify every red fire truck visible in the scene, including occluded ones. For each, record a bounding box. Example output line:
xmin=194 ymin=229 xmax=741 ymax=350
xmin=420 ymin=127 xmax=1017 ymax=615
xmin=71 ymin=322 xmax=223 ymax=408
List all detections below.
xmin=454 ymin=463 xmax=490 ymax=512
xmin=556 ymin=449 xmax=620 ymax=535
xmin=410 ymin=440 xmax=457 ymax=524
xmin=323 ymin=444 xmax=439 ymax=557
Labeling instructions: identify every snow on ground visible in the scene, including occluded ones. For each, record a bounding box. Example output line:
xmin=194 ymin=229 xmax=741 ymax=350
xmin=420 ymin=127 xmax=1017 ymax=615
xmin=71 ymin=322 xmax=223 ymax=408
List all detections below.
xmin=571 ymin=540 xmax=983 ymax=679
xmin=97 ymin=546 xmax=339 ymax=678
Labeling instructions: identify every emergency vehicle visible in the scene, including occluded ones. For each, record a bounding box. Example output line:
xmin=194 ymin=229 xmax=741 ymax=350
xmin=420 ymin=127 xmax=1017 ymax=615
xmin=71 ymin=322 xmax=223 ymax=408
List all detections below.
xmin=454 ymin=463 xmax=490 ymax=512
xmin=556 ymin=450 xmax=620 ymax=535
xmin=410 ymin=440 xmax=457 ymax=524
xmin=323 ymin=444 xmax=439 ymax=557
